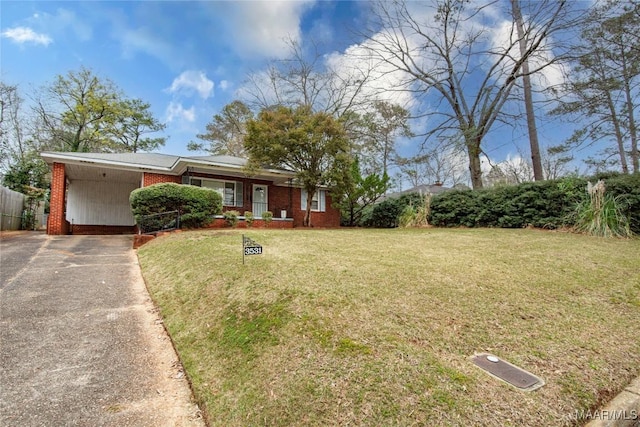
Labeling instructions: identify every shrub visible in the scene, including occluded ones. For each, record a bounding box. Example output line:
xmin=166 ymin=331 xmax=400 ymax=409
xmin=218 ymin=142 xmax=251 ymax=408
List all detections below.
xmin=244 ymin=211 xmax=254 ymax=227
xmin=262 ymin=211 xmax=273 ymax=224
xmin=365 ymin=173 xmax=639 ymax=231
xmin=398 ymin=204 xmax=417 ymax=228
xmin=366 ymin=192 xmax=426 ymax=228
xmin=570 ymin=180 xmax=632 ymax=238
xmin=399 ymin=195 xmax=431 ymax=228
xmin=130 ymin=183 xmax=222 ymax=229
xmin=428 ymin=173 xmax=639 ymax=233
xmin=603 ymin=173 xmax=640 ymax=234
xmin=429 ymin=190 xmax=481 ymax=227
xmin=223 ymin=210 xmax=240 ymax=228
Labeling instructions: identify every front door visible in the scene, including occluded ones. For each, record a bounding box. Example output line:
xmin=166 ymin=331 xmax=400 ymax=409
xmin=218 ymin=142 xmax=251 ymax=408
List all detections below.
xmin=252 ymin=185 xmax=268 ymax=217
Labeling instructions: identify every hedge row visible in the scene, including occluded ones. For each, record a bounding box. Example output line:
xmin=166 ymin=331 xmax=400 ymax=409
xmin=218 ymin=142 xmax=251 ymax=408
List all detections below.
xmin=366 ymin=173 xmax=640 ymax=233
xmin=129 ymin=183 xmax=223 ymax=229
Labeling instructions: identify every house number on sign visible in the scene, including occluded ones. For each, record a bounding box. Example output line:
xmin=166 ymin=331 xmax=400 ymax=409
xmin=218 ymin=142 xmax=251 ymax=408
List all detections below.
xmin=243 ymin=235 xmax=263 ymax=264
xmin=244 ymin=246 xmax=262 ymax=255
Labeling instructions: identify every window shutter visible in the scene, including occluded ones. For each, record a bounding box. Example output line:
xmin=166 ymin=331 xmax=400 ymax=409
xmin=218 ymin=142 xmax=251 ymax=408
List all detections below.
xmin=236 ymin=182 xmax=243 ymax=207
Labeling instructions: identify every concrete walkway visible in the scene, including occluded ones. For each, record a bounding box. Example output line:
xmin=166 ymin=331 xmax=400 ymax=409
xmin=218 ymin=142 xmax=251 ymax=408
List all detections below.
xmin=0 ymin=233 xmax=204 ymax=427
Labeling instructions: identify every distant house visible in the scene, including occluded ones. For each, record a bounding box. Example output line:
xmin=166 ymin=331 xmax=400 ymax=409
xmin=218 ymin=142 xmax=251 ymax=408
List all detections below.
xmin=379 ymin=182 xmax=452 ymax=202
xmin=41 ymin=152 xmax=340 ymax=235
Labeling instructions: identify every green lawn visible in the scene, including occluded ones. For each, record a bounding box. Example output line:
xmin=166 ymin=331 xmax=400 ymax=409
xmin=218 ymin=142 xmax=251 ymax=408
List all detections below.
xmin=137 ymin=228 xmax=640 ymax=426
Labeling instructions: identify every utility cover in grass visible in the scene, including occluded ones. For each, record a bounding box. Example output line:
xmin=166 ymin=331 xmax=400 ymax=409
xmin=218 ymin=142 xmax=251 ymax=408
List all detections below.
xmin=471 ymin=353 xmax=545 ymax=391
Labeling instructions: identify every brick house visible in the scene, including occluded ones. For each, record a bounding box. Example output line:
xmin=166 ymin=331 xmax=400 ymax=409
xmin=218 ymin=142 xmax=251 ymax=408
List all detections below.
xmin=41 ymin=152 xmax=341 ymax=235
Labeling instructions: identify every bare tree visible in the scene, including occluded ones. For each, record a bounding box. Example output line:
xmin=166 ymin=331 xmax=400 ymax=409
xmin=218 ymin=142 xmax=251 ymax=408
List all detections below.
xmin=0 ymin=83 xmax=49 ymax=191
xmin=357 ymin=100 xmax=413 ymax=177
xmin=240 ymin=38 xmax=373 ymax=120
xmin=0 ymin=84 xmax=36 ymax=170
xmin=397 ymin=141 xmax=469 ymax=187
xmin=360 ymin=0 xmax=577 ymax=188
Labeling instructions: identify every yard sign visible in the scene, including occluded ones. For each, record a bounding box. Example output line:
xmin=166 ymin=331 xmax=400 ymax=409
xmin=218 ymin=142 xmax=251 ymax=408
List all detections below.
xmin=243 ymin=234 xmax=262 ymax=264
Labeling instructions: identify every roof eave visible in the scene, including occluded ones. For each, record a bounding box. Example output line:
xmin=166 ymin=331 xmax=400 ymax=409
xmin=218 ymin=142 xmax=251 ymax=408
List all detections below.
xmin=40 ymin=152 xmax=175 ymax=172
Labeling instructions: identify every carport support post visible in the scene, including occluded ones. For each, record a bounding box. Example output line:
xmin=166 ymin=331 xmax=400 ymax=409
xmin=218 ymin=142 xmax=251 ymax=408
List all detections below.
xmin=48 ymin=162 xmax=68 ymax=235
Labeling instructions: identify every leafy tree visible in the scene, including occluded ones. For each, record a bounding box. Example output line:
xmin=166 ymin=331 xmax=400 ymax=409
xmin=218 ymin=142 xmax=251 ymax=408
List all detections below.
xmin=2 ymin=155 xmax=49 ymax=192
xmin=34 ymin=67 xmax=165 ymax=154
xmin=109 ymin=98 xmax=165 ymax=153
xmin=362 ymin=0 xmax=577 ymax=188
xmin=245 ymin=105 xmax=350 ymax=227
xmin=34 ymin=67 xmax=122 ymax=152
xmin=189 ymin=100 xmax=253 ymax=156
xmin=335 ymin=157 xmax=390 ymax=226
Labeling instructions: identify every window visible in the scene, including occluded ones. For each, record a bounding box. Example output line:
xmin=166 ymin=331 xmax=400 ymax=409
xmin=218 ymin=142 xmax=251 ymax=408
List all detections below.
xmin=189 ymin=178 xmax=243 ymax=207
xmin=300 ymin=189 xmax=326 ymax=212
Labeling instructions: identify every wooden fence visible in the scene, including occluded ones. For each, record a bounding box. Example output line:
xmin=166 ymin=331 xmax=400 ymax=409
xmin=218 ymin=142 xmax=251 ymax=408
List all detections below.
xmin=0 ymin=185 xmax=25 ymax=231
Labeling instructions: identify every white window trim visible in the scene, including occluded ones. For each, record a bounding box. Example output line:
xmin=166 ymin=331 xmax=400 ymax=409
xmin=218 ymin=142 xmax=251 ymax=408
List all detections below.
xmin=300 ymin=189 xmax=326 ymax=212
xmin=189 ymin=177 xmax=243 ymax=207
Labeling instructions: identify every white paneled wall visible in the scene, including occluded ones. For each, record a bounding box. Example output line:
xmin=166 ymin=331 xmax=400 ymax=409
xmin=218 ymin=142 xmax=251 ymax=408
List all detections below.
xmin=66 ymin=180 xmax=139 ymax=225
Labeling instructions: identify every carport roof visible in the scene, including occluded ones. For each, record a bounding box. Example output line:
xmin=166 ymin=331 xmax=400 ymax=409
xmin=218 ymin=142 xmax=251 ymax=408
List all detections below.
xmin=41 ymin=152 xmax=295 ymax=182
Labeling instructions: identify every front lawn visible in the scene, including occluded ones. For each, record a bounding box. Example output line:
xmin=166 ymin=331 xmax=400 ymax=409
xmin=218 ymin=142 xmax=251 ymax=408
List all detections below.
xmin=137 ymin=228 xmax=640 ymax=426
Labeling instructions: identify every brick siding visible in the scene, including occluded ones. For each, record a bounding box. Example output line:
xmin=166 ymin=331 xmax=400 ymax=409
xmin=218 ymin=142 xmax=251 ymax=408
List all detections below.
xmin=47 ymin=162 xmax=69 ymax=235
xmin=71 ymin=225 xmax=136 ymax=235
xmin=205 ymin=217 xmax=294 ymax=229
xmin=48 ymin=168 xmax=340 ymax=236
xmin=142 ymin=172 xmax=182 ymax=187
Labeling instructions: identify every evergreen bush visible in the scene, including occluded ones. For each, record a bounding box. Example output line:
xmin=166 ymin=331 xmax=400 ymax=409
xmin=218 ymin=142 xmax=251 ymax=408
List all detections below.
xmin=365 ymin=192 xmax=426 ymax=228
xmin=130 ymin=183 xmax=223 ymax=229
xmin=383 ymin=173 xmax=639 ymax=234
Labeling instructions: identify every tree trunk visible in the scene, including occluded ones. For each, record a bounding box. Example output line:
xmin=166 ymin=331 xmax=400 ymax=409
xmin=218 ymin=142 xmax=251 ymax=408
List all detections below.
xmin=304 ymin=189 xmax=314 ymax=227
xmin=604 ymin=91 xmax=629 ymax=174
xmin=512 ymin=0 xmax=544 ymax=181
xmin=622 ymin=55 xmax=639 ymax=173
xmin=467 ymin=141 xmax=484 ymax=189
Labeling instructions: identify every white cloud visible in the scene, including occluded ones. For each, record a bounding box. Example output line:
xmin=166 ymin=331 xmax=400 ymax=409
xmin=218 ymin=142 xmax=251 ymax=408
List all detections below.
xmin=165 ymin=102 xmax=196 ymax=124
xmin=488 ymin=11 xmax=566 ymax=92
xmin=1 ymin=27 xmax=52 ymax=46
xmin=167 ymin=71 xmax=214 ymax=99
xmin=325 ymin=36 xmax=417 ymax=111
xmin=219 ymin=80 xmax=230 ymax=91
xmin=219 ymin=0 xmax=314 ymax=59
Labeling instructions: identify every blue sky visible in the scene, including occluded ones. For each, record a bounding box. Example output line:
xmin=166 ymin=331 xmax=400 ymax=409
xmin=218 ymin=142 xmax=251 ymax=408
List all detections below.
xmin=1 ymin=1 xmax=593 ymax=184
xmin=1 ymin=1 xmax=369 ymax=156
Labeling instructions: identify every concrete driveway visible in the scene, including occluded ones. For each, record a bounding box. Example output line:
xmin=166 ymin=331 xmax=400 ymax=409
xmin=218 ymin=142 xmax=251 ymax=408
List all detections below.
xmin=0 ymin=233 xmax=205 ymax=427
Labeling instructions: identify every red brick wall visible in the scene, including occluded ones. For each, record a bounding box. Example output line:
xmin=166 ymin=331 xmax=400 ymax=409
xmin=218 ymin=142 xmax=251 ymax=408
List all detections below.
xmin=71 ymin=225 xmax=136 ymax=235
xmin=145 ymin=172 xmax=341 ymax=228
xmin=47 ymin=162 xmax=69 ymax=235
xmin=142 ymin=172 xmax=182 ymax=187
xmin=291 ymin=189 xmax=341 ymax=228
xmin=205 ymin=218 xmax=293 ymax=229
xmin=269 ymin=186 xmax=295 ymax=219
